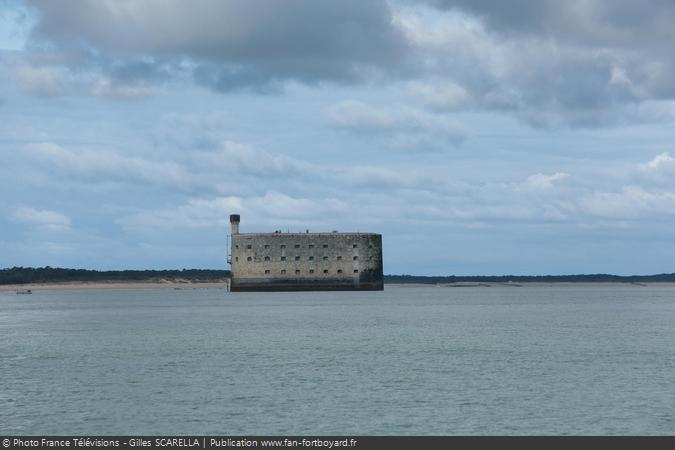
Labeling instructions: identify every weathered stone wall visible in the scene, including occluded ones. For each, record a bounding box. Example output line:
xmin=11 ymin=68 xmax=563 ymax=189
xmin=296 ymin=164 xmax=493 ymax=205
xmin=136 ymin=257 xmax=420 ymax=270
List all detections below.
xmin=230 ymin=232 xmax=383 ymax=291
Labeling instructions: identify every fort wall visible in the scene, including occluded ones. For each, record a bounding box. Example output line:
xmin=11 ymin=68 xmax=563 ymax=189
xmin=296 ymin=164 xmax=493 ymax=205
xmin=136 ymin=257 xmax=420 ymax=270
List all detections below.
xmin=229 ymin=221 xmax=383 ymax=291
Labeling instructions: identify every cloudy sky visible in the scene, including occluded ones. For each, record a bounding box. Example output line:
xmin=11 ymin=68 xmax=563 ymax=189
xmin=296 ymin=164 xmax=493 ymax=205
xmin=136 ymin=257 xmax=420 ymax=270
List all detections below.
xmin=2 ymin=0 xmax=675 ymax=275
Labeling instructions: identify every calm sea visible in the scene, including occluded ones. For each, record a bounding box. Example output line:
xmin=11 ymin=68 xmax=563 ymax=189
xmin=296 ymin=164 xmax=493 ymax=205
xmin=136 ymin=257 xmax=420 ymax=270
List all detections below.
xmin=1 ymin=285 xmax=674 ymax=435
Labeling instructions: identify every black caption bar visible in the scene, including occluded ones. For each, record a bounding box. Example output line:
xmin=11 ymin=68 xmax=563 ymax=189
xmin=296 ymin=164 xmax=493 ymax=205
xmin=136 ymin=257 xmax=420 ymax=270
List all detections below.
xmin=2 ymin=437 xmax=675 ymax=450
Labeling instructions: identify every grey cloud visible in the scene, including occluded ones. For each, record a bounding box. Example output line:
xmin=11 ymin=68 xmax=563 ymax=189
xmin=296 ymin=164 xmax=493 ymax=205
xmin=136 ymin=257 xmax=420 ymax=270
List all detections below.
xmin=402 ymin=1 xmax=675 ymax=126
xmin=23 ymin=139 xmax=323 ymax=200
xmin=26 ymin=138 xmax=675 ymax=227
xmin=86 ymin=58 xmax=176 ymax=98
xmin=107 ymin=59 xmax=174 ymax=85
xmin=26 ymin=0 xmax=409 ymax=92
xmin=425 ymin=0 xmax=675 ymax=48
xmin=118 ymin=168 xmax=579 ymax=236
xmin=90 ymin=78 xmax=155 ymax=99
xmin=26 ymin=142 xmax=195 ymax=191
xmin=10 ymin=52 xmax=163 ymax=99
xmin=13 ymin=63 xmax=72 ymax=96
xmin=192 ymin=141 xmax=316 ymax=179
xmin=324 ymin=100 xmax=466 ymax=148
xmin=12 ymin=207 xmax=71 ymax=231
xmin=339 ymin=167 xmax=416 ymax=190
xmin=153 ymin=113 xmax=230 ymax=152
xmin=192 ymin=64 xmax=286 ymax=94
xmin=20 ymin=0 xmax=675 ymax=127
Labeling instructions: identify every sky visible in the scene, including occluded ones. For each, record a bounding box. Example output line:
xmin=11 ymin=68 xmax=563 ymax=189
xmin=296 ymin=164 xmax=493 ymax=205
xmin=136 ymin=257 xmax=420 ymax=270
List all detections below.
xmin=2 ymin=0 xmax=675 ymax=275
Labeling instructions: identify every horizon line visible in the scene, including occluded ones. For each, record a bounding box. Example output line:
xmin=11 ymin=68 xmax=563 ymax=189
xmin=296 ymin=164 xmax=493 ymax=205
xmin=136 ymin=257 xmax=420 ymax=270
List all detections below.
xmin=2 ymin=266 xmax=675 ymax=279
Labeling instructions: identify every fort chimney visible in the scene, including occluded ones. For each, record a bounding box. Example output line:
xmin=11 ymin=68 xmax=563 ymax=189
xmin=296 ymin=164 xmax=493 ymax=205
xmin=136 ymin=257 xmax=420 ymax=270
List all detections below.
xmin=230 ymin=214 xmax=240 ymax=235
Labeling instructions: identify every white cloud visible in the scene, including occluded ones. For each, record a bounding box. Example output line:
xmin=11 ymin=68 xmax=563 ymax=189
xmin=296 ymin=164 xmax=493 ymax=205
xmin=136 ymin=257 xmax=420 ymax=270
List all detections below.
xmin=26 ymin=142 xmax=193 ymax=191
xmin=631 ymin=152 xmax=675 ymax=187
xmin=408 ymin=80 xmax=472 ymax=111
xmin=13 ymin=64 xmax=72 ymax=96
xmin=91 ymin=78 xmax=155 ymax=99
xmin=324 ymin=100 xmax=466 ymax=148
xmin=324 ymin=100 xmax=397 ymax=131
xmin=339 ymin=166 xmax=415 ymax=190
xmin=579 ymin=186 xmax=675 ymax=219
xmin=195 ymin=141 xmax=315 ymax=178
xmin=642 ymin=152 xmax=675 ymax=171
xmin=117 ymin=191 xmax=349 ymax=230
xmin=13 ymin=207 xmax=71 ymax=231
xmin=523 ymin=172 xmax=569 ymax=190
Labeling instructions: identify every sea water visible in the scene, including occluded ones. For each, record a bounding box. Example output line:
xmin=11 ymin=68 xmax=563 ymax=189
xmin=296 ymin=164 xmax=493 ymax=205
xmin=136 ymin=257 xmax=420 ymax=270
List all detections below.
xmin=1 ymin=285 xmax=674 ymax=435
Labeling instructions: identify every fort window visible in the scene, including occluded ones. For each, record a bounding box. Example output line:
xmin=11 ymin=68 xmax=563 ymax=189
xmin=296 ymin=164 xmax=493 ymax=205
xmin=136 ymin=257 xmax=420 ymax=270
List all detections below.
xmin=235 ymin=245 xmax=239 ymax=249
xmin=247 ymin=245 xmax=252 ymax=249
xmin=309 ymin=269 xmax=315 ymax=274
xmin=281 ymin=269 xmax=286 ymax=274
xmin=280 ymin=245 xmax=286 ymax=249
xmin=323 ymin=256 xmax=328 ymax=261
xmin=264 ymin=256 xmax=270 ymax=261
xmin=265 ymin=270 xmax=270 ymax=274
xmin=281 ymin=256 xmax=286 ymax=261
xmin=353 ymin=256 xmax=358 ymax=260
xmin=295 ymin=256 xmax=300 ymax=261
xmin=323 ymin=269 xmax=328 ymax=274
xmin=247 ymin=256 xmax=252 ymax=261
xmin=295 ymin=270 xmax=300 ymax=275
xmin=354 ymin=269 xmax=359 ymax=273
xmin=308 ymin=244 xmax=314 ymax=249
xmin=235 ymin=257 xmax=239 ymax=262
xmin=337 ymin=256 xmax=342 ymax=260
xmin=264 ymin=244 xmax=270 ymax=249
xmin=337 ymin=269 xmax=343 ymax=274
xmin=309 ymin=256 xmax=314 ymax=261
xmin=323 ymin=244 xmax=328 ymax=248
xmin=368 ymin=244 xmax=373 ymax=249
xmin=353 ymin=244 xmax=358 ymax=248
xmin=294 ymin=244 xmax=300 ymax=248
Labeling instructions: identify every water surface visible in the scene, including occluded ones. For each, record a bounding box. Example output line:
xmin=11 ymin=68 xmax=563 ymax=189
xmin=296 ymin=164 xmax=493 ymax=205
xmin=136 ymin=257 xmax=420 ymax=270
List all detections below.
xmin=1 ymin=285 xmax=674 ymax=434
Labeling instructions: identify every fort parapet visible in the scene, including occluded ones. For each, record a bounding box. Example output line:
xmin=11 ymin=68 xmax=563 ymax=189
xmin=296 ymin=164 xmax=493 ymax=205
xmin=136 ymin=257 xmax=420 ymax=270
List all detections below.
xmin=228 ymin=215 xmax=383 ymax=291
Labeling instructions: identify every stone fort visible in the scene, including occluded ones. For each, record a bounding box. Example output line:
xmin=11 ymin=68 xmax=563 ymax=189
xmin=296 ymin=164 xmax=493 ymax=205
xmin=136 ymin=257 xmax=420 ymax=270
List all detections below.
xmin=228 ymin=215 xmax=383 ymax=291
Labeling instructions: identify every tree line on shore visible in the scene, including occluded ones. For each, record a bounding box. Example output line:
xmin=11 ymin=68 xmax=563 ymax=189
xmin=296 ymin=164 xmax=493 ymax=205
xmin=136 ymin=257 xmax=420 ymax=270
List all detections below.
xmin=385 ymin=274 xmax=675 ymax=283
xmin=0 ymin=267 xmax=230 ymax=285
xmin=3 ymin=266 xmax=675 ymax=285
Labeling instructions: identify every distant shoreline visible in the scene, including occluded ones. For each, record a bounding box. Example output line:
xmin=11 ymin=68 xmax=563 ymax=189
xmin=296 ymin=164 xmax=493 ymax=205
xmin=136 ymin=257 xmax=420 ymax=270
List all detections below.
xmin=0 ymin=280 xmax=229 ymax=292
xmin=4 ymin=267 xmax=675 ymax=289
xmin=4 ymin=280 xmax=675 ymax=292
xmin=386 ymin=281 xmax=675 ymax=288
xmin=385 ymin=274 xmax=675 ymax=283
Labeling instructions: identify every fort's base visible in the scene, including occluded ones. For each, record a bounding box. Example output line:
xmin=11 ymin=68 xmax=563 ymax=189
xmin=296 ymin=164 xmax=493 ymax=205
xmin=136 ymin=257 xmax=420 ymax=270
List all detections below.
xmin=230 ymin=277 xmax=383 ymax=292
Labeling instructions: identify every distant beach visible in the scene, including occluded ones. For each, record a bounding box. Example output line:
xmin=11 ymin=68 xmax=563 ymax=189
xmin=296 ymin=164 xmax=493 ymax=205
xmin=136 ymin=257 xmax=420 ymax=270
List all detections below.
xmin=0 ymin=280 xmax=229 ymax=292
xmin=4 ymin=280 xmax=675 ymax=292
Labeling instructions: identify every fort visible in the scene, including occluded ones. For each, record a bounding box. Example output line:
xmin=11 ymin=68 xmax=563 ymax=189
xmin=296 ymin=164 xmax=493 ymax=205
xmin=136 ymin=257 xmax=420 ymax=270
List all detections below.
xmin=228 ymin=215 xmax=383 ymax=291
